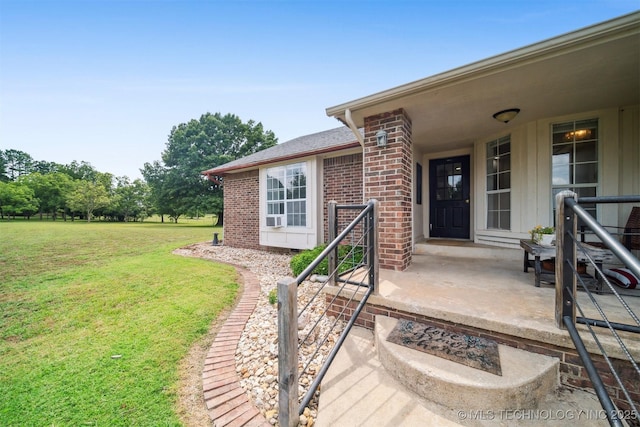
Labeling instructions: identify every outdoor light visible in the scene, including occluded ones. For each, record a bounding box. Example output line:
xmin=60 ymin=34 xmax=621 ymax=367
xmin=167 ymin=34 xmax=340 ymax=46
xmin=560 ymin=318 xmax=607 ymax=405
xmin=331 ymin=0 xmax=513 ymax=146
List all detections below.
xmin=492 ymin=108 xmax=520 ymax=123
xmin=376 ymin=130 xmax=388 ymax=147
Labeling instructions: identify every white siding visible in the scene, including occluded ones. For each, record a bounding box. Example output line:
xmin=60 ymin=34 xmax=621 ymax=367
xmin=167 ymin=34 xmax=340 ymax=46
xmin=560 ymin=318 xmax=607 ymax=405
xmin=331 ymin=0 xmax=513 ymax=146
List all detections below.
xmin=472 ymin=106 xmax=639 ymax=248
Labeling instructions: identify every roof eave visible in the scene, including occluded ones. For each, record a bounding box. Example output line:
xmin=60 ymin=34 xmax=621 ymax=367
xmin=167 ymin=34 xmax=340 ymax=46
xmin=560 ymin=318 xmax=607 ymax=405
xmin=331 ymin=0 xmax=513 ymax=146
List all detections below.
xmin=201 ymin=140 xmax=361 ymax=177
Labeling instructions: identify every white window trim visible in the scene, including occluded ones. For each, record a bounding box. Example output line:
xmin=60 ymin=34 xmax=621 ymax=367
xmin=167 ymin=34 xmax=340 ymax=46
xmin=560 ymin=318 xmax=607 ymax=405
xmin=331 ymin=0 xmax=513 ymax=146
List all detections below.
xmin=259 ymin=159 xmax=317 ymax=250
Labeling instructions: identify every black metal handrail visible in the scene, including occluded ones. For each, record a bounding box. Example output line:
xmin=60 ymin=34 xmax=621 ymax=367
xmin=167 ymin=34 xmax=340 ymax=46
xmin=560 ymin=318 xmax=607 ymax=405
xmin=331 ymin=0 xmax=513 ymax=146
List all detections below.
xmin=294 ymin=202 xmax=372 ymax=284
xmin=556 ymin=192 xmax=640 ymax=426
xmin=562 ymin=316 xmax=624 ymax=427
xmin=277 ymin=199 xmax=378 ymax=426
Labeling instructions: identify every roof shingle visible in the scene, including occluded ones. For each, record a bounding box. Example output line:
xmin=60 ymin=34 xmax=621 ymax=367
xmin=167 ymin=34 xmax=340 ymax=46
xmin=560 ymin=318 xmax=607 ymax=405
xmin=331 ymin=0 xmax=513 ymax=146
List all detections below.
xmin=202 ymin=126 xmax=361 ymax=176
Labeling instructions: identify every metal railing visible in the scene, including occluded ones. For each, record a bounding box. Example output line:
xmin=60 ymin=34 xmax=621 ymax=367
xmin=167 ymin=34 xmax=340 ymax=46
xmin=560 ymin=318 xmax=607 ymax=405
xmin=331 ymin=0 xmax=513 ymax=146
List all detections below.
xmin=555 ymin=192 xmax=640 ymax=426
xmin=277 ymin=199 xmax=378 ymax=427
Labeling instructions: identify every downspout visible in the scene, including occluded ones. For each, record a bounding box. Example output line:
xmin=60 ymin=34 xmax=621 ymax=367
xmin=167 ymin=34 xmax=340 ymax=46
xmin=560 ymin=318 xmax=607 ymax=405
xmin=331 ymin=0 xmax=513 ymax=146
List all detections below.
xmin=344 ymin=108 xmax=366 ymax=203
xmin=345 ymin=108 xmax=364 ymax=146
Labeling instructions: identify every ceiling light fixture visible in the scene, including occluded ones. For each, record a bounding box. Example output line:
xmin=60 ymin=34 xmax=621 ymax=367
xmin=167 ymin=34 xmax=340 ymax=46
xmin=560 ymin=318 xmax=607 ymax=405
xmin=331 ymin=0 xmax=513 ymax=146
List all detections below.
xmin=492 ymin=108 xmax=520 ymax=124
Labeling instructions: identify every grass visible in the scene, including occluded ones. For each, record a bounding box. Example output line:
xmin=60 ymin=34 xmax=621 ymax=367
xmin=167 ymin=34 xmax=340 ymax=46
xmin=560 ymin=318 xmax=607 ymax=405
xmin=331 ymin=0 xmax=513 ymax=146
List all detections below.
xmin=0 ymin=220 xmax=236 ymax=426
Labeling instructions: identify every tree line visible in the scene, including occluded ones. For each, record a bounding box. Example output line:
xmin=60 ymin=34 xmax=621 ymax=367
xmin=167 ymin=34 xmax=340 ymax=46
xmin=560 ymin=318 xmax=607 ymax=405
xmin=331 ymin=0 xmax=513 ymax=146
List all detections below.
xmin=0 ymin=151 xmax=150 ymax=222
xmin=0 ymin=112 xmax=277 ymax=223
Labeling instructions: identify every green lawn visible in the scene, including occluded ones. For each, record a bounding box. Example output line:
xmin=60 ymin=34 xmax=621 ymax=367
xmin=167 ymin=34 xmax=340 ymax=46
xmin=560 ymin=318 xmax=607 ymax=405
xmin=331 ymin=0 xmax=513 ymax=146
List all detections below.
xmin=0 ymin=220 xmax=236 ymax=426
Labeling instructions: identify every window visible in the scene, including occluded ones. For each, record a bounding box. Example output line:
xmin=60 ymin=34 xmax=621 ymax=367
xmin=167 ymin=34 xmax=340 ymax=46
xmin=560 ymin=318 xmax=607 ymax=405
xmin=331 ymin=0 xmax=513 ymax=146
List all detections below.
xmin=486 ymin=135 xmax=511 ymax=230
xmin=552 ymin=119 xmax=598 ymax=222
xmin=266 ymin=163 xmax=307 ymax=227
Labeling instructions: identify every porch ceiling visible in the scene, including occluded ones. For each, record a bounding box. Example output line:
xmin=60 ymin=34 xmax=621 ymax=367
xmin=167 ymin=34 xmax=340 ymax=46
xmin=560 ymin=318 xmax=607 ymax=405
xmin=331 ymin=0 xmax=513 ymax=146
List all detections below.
xmin=326 ymin=13 xmax=640 ymax=153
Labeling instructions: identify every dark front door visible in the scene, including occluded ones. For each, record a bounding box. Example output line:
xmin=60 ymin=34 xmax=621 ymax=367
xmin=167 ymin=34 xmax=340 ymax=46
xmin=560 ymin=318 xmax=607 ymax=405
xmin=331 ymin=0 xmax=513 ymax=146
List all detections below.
xmin=429 ymin=155 xmax=470 ymax=239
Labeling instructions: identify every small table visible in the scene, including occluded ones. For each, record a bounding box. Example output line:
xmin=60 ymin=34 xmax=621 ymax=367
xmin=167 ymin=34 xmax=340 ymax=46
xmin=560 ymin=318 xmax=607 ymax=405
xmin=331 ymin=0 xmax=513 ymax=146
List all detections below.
xmin=519 ymin=239 xmax=615 ymax=289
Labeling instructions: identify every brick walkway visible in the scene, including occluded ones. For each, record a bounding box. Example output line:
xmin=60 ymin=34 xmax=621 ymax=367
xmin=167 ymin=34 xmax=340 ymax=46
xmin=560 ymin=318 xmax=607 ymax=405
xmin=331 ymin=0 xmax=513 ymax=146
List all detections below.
xmin=202 ymin=267 xmax=271 ymax=427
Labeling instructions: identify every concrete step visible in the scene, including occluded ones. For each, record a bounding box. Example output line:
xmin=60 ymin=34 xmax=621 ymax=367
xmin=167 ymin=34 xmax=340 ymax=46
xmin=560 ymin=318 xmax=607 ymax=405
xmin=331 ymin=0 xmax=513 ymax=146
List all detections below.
xmin=375 ymin=316 xmax=558 ymax=411
xmin=414 ymin=241 xmax=521 ymax=261
xmin=316 ymin=325 xmax=608 ymax=427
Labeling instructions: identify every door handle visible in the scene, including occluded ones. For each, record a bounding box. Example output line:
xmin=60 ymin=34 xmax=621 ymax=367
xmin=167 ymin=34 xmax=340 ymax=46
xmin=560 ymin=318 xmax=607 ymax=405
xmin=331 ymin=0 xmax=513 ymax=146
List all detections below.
xmin=465 ymin=199 xmax=470 ymax=204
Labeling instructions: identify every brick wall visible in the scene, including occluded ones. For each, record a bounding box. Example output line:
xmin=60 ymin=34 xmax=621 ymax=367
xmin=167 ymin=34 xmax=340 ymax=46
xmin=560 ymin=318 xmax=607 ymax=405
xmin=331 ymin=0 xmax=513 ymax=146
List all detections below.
xmin=327 ymin=295 xmax=639 ymax=416
xmin=363 ymin=109 xmax=413 ymax=271
xmin=222 ymin=170 xmax=260 ymax=249
xmin=223 ymin=152 xmax=364 ymax=253
xmin=323 ymin=153 xmax=363 ymax=241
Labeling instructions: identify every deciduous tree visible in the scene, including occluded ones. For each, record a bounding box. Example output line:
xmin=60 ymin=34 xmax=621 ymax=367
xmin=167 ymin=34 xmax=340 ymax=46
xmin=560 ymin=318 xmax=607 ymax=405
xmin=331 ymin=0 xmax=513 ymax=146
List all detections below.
xmin=19 ymin=172 xmax=74 ymax=220
xmin=66 ymin=180 xmax=110 ymax=222
xmin=0 ymin=181 xmax=38 ymax=219
xmin=143 ymin=112 xmax=277 ymax=224
xmin=59 ymin=160 xmax=99 ymax=182
xmin=110 ymin=177 xmax=150 ymax=222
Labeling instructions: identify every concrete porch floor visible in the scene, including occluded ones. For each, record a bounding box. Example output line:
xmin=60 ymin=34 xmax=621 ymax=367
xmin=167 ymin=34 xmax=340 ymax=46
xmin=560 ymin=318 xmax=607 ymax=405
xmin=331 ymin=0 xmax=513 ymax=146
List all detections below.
xmin=315 ymin=241 xmax=639 ymax=426
xmin=369 ymin=241 xmax=640 ymax=359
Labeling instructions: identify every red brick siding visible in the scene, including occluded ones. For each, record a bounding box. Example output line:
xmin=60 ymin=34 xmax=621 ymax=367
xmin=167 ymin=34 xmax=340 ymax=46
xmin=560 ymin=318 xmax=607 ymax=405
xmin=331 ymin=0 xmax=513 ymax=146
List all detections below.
xmin=323 ymin=153 xmax=363 ymax=241
xmin=363 ymin=109 xmax=413 ymax=271
xmin=327 ymin=295 xmax=639 ymax=415
xmin=223 ymin=170 xmax=260 ymax=249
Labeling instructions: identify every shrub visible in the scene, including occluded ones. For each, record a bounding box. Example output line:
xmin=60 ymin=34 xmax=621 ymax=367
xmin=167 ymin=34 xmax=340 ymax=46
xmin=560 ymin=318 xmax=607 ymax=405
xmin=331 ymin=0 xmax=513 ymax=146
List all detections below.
xmin=290 ymin=244 xmax=364 ymax=277
xmin=291 ymin=245 xmax=327 ymax=276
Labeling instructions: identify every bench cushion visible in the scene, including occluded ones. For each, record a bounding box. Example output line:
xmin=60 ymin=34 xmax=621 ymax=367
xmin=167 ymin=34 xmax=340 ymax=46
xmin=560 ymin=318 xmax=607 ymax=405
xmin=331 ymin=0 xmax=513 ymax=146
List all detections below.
xmin=603 ymin=268 xmax=639 ymax=289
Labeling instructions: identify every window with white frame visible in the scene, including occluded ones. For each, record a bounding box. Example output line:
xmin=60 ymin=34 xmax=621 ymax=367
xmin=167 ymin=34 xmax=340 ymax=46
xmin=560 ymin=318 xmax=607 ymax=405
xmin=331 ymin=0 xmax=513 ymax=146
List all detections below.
xmin=266 ymin=163 xmax=307 ymax=227
xmin=551 ymin=119 xmax=598 ymax=222
xmin=486 ymin=135 xmax=511 ymax=230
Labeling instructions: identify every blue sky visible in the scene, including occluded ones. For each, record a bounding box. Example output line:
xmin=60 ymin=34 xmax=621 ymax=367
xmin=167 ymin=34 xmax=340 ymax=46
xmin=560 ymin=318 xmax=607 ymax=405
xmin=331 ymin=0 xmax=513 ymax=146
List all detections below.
xmin=1 ymin=0 xmax=637 ymax=180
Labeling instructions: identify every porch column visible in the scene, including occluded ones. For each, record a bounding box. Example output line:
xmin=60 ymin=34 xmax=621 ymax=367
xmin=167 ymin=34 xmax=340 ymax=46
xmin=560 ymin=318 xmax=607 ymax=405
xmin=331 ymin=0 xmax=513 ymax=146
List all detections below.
xmin=363 ymin=109 xmax=413 ymax=271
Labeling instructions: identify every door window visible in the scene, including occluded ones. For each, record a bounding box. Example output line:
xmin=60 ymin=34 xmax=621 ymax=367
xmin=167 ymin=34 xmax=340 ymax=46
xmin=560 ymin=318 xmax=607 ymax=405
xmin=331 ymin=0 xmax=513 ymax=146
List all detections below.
xmin=436 ymin=162 xmax=463 ymax=201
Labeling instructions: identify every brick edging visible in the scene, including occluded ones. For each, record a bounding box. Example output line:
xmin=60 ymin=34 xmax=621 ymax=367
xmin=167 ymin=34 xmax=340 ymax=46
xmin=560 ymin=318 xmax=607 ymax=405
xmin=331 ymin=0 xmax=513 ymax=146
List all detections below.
xmin=202 ymin=267 xmax=271 ymax=427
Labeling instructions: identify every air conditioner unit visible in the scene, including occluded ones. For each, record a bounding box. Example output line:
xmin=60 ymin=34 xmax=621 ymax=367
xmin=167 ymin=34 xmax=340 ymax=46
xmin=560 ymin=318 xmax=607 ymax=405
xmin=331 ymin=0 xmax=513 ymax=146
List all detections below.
xmin=266 ymin=216 xmax=283 ymax=227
